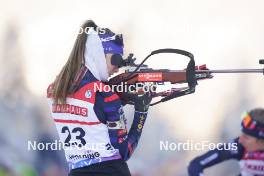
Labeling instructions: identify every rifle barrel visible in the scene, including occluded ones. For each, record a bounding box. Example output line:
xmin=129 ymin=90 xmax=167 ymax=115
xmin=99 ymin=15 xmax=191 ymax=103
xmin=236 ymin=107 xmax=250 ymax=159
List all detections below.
xmin=195 ymin=69 xmax=263 ymax=74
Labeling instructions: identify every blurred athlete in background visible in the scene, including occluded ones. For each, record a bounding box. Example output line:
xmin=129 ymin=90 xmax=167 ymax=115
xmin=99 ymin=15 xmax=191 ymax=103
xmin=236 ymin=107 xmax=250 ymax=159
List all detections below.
xmin=188 ymin=108 xmax=264 ymax=176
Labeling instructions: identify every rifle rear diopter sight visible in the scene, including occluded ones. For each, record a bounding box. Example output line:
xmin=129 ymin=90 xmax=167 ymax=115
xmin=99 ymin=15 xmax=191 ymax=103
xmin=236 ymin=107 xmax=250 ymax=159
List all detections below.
xmin=260 ymin=59 xmax=264 ymax=75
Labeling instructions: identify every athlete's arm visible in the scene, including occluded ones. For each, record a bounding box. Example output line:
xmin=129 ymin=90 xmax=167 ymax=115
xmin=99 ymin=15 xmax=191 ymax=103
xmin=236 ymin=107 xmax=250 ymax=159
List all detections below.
xmin=94 ymin=91 xmax=150 ymax=161
xmin=188 ymin=138 xmax=244 ymax=176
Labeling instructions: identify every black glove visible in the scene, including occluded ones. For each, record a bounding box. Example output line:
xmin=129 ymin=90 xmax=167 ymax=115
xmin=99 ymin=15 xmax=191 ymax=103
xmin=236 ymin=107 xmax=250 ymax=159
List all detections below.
xmin=135 ymin=92 xmax=152 ymax=112
xmin=122 ymin=92 xmax=152 ymax=112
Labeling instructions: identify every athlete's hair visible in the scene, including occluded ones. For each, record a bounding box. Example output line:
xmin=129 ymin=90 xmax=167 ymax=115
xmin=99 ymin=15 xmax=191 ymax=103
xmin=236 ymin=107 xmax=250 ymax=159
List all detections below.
xmin=249 ymin=108 xmax=264 ymax=124
xmin=52 ymin=20 xmax=97 ymax=104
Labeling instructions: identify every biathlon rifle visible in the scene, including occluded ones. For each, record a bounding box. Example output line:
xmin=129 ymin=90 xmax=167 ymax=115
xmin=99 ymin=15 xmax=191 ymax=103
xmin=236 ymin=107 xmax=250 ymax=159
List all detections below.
xmin=106 ymin=48 xmax=264 ymax=106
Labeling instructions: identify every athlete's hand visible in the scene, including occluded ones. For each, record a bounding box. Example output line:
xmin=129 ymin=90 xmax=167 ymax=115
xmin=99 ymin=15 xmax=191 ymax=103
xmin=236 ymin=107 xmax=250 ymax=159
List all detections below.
xmin=134 ymin=92 xmax=152 ymax=112
xmin=122 ymin=92 xmax=152 ymax=112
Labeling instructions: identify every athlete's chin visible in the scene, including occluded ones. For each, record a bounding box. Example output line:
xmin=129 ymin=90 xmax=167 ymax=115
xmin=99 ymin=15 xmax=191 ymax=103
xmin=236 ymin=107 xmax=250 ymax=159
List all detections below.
xmin=243 ymin=146 xmax=255 ymax=152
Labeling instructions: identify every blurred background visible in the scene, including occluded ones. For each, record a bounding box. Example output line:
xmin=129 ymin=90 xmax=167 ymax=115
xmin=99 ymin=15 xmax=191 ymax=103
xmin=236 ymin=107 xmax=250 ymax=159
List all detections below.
xmin=1 ymin=0 xmax=264 ymax=175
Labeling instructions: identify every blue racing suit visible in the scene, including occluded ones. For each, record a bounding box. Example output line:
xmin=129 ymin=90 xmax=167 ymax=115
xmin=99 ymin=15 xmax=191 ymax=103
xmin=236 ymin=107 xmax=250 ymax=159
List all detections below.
xmin=188 ymin=138 xmax=264 ymax=176
xmin=85 ymin=71 xmax=148 ymax=161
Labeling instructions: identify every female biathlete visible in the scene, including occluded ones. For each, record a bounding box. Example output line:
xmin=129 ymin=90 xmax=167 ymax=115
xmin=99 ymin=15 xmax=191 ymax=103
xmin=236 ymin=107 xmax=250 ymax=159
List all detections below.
xmin=47 ymin=20 xmax=152 ymax=176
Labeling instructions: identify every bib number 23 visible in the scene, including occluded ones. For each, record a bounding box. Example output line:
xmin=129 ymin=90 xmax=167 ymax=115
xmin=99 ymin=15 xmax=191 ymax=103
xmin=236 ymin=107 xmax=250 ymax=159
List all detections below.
xmin=61 ymin=126 xmax=86 ymax=147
